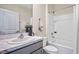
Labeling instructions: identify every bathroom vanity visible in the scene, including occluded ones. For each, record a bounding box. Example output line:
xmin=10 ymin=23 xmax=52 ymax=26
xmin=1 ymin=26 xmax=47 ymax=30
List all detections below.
xmin=0 ymin=36 xmax=43 ymax=54
xmin=8 ymin=40 xmax=43 ymax=54
xmin=0 ymin=8 xmax=43 ymax=54
xmin=0 ymin=8 xmax=44 ymax=54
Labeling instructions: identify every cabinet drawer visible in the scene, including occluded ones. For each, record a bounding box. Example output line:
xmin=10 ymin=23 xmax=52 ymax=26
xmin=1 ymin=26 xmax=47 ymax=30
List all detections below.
xmin=10 ymin=41 xmax=43 ymax=54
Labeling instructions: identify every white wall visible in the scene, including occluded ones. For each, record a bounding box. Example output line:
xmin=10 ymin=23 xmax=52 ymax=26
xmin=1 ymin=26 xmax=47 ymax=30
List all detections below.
xmin=33 ymin=4 xmax=47 ymax=37
xmin=76 ymin=5 xmax=79 ymax=53
xmin=48 ymin=5 xmax=74 ymax=48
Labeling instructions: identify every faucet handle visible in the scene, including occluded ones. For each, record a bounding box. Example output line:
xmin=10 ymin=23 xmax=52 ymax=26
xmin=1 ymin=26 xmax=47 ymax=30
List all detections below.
xmin=51 ymin=32 xmax=53 ymax=35
xmin=54 ymin=31 xmax=57 ymax=33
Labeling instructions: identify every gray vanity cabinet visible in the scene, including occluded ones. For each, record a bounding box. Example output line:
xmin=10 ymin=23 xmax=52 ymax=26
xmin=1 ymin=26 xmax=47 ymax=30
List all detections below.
xmin=8 ymin=40 xmax=43 ymax=54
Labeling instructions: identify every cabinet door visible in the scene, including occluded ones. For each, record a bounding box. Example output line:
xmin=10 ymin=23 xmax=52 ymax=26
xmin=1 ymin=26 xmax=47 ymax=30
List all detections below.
xmin=32 ymin=48 xmax=43 ymax=54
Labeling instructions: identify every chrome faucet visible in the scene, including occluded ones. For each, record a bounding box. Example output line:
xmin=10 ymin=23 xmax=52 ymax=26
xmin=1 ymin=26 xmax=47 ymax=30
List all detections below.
xmin=18 ymin=33 xmax=24 ymax=39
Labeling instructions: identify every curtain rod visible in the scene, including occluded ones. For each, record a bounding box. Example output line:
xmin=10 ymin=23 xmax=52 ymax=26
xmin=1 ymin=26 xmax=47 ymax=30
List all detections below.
xmin=48 ymin=5 xmax=75 ymax=14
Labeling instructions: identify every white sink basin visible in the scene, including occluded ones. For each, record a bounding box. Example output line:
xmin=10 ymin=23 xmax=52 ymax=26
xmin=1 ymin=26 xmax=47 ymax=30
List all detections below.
xmin=7 ymin=37 xmax=32 ymax=44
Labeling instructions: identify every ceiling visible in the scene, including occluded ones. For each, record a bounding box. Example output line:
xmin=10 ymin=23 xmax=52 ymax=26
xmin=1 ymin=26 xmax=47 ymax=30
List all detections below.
xmin=19 ymin=4 xmax=74 ymax=12
xmin=20 ymin=4 xmax=33 ymax=10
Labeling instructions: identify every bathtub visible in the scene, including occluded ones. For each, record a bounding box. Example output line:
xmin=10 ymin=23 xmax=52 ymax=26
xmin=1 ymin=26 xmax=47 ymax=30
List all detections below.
xmin=48 ymin=42 xmax=73 ymax=54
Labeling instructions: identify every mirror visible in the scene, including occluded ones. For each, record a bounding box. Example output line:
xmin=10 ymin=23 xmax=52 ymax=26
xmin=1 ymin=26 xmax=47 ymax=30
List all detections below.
xmin=0 ymin=4 xmax=33 ymax=35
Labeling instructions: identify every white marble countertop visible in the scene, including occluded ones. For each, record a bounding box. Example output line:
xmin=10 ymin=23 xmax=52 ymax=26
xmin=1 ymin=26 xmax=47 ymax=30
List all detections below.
xmin=0 ymin=36 xmax=43 ymax=54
